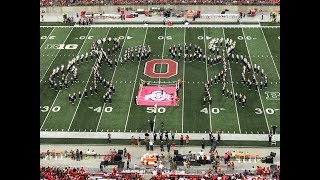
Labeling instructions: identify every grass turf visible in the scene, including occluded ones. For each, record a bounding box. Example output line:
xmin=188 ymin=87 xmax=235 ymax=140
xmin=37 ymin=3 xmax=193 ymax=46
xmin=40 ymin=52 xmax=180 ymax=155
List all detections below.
xmin=40 ymin=26 xmax=280 ymax=135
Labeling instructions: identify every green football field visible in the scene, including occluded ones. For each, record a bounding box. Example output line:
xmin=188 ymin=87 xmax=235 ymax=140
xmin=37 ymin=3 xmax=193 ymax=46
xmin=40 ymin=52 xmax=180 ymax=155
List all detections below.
xmin=40 ymin=26 xmax=280 ymax=135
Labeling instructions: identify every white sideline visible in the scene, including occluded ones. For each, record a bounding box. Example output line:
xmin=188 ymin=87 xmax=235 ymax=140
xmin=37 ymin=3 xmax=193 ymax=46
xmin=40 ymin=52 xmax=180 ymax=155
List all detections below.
xmin=40 ymin=131 xmax=280 ymax=141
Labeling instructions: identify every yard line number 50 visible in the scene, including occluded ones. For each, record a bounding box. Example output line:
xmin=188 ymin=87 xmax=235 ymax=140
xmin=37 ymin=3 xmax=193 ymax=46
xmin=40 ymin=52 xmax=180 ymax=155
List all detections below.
xmin=146 ymin=107 xmax=166 ymax=113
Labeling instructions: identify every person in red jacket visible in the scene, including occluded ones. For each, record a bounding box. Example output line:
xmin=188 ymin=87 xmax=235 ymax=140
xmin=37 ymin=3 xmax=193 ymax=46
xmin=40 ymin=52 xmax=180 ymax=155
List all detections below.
xmin=110 ymin=152 xmax=115 ymax=163
xmin=104 ymin=155 xmax=109 ymax=166
xmin=127 ymin=153 xmax=131 ymax=162
xmin=171 ymin=140 xmax=176 ymax=150
xmin=131 ymin=136 xmax=135 ymax=145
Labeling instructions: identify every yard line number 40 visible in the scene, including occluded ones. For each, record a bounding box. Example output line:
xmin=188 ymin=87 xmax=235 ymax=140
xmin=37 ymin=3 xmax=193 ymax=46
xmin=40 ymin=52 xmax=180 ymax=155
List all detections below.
xmin=200 ymin=107 xmax=225 ymax=114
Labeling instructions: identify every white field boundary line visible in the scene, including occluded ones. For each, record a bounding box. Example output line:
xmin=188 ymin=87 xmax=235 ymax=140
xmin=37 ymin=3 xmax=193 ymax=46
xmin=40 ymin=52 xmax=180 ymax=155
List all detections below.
xmin=95 ymin=27 xmax=130 ymax=132
xmin=182 ymin=27 xmax=186 ymax=133
xmin=41 ymin=27 xmax=90 ymax=130
xmin=203 ymin=28 xmax=212 ymax=131
xmin=40 ymin=25 xmax=280 ymax=28
xmin=40 ymin=131 xmax=280 ymax=141
xmin=67 ymin=28 xmax=109 ymax=131
xmin=260 ymin=28 xmax=280 ymax=80
xmin=40 ymin=27 xmax=55 ymax=49
xmin=40 ymin=27 xmax=74 ymax=83
xmin=124 ymin=27 xmax=149 ymax=132
xmin=222 ymin=28 xmax=242 ymax=133
xmin=241 ymin=28 xmax=271 ymax=133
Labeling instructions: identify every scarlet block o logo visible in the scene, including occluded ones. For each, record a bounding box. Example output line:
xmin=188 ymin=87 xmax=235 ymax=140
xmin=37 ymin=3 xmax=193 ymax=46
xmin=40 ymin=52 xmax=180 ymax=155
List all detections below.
xmin=144 ymin=59 xmax=178 ymax=78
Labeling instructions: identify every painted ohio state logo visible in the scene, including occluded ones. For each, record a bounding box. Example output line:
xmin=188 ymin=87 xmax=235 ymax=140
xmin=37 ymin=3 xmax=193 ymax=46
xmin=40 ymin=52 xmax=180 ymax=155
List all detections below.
xmin=144 ymin=59 xmax=178 ymax=78
xmin=145 ymin=90 xmax=173 ymax=101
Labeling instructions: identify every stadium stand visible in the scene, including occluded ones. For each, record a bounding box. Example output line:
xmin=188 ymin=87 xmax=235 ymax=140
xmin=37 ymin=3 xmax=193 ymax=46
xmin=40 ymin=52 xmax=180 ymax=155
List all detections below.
xmin=40 ymin=166 xmax=89 ymax=179
xmin=40 ymin=146 xmax=280 ymax=179
xmin=40 ymin=0 xmax=280 ymax=178
xmin=40 ymin=0 xmax=280 ymax=6
xmin=40 ymin=166 xmax=280 ymax=179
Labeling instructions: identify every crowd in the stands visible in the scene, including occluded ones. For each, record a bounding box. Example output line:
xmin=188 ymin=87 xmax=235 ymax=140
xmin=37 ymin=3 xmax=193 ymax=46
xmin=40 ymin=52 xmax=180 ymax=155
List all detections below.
xmin=40 ymin=166 xmax=89 ymax=180
xmin=40 ymin=0 xmax=280 ymax=7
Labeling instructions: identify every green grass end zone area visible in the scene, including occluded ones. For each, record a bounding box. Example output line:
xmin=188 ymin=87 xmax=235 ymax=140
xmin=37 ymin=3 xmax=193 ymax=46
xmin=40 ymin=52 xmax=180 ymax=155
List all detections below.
xmin=40 ymin=26 xmax=280 ymax=139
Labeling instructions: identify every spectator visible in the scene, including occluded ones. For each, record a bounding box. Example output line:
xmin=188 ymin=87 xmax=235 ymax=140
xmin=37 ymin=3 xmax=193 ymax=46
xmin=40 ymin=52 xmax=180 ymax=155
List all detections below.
xmin=110 ymin=151 xmax=115 ymax=163
xmin=107 ymin=133 xmax=111 ymax=144
xmin=131 ymin=136 xmax=135 ymax=145
xmin=167 ymin=142 xmax=171 ymax=152
xmin=201 ymin=138 xmax=205 ymax=149
xmin=127 ymin=153 xmax=131 ymax=162
xmin=80 ymin=150 xmax=83 ymax=160
xmin=203 ymin=155 xmax=207 ymax=165
xmin=171 ymin=140 xmax=176 ymax=150
xmin=268 ymin=132 xmax=273 ymax=143
xmin=104 ymin=154 xmax=109 ymax=166
xmin=71 ymin=150 xmax=75 ymax=160
xmin=171 ymin=131 xmax=175 ymax=141
xmin=185 ymin=135 xmax=190 ymax=145
xmin=149 ymin=140 xmax=154 ymax=151
xmin=76 ymin=149 xmax=80 ymax=161
xmin=180 ymin=135 xmax=184 ymax=146
xmin=224 ymin=153 xmax=229 ymax=164
xmin=251 ymin=166 xmax=256 ymax=175
xmin=126 ymin=160 xmax=130 ymax=169
xmin=160 ymin=141 xmax=164 ymax=152
xmin=138 ymin=137 xmax=141 ymax=146
xmin=146 ymin=139 xmax=150 ymax=150
xmin=123 ymin=147 xmax=127 ymax=157
xmin=243 ymin=169 xmax=249 ymax=177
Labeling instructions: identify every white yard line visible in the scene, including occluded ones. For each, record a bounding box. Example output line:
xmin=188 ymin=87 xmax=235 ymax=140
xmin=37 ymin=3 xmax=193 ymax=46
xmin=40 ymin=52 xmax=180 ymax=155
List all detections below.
xmin=241 ymin=28 xmax=270 ymax=133
xmin=222 ymin=28 xmax=242 ymax=133
xmin=181 ymin=27 xmax=186 ymax=133
xmin=152 ymin=27 xmax=167 ymax=133
xmin=260 ymin=28 xmax=280 ymax=80
xmin=95 ymin=27 xmax=130 ymax=132
xmin=203 ymin=28 xmax=212 ymax=131
xmin=40 ymin=91 xmax=60 ymax=130
xmin=158 ymin=27 xmax=167 ymax=84
xmin=124 ymin=27 xmax=149 ymax=132
xmin=42 ymin=27 xmax=92 ymax=131
xmin=67 ymin=28 xmax=110 ymax=131
xmin=40 ymin=27 xmax=74 ymax=83
xmin=40 ymin=27 xmax=55 ymax=49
